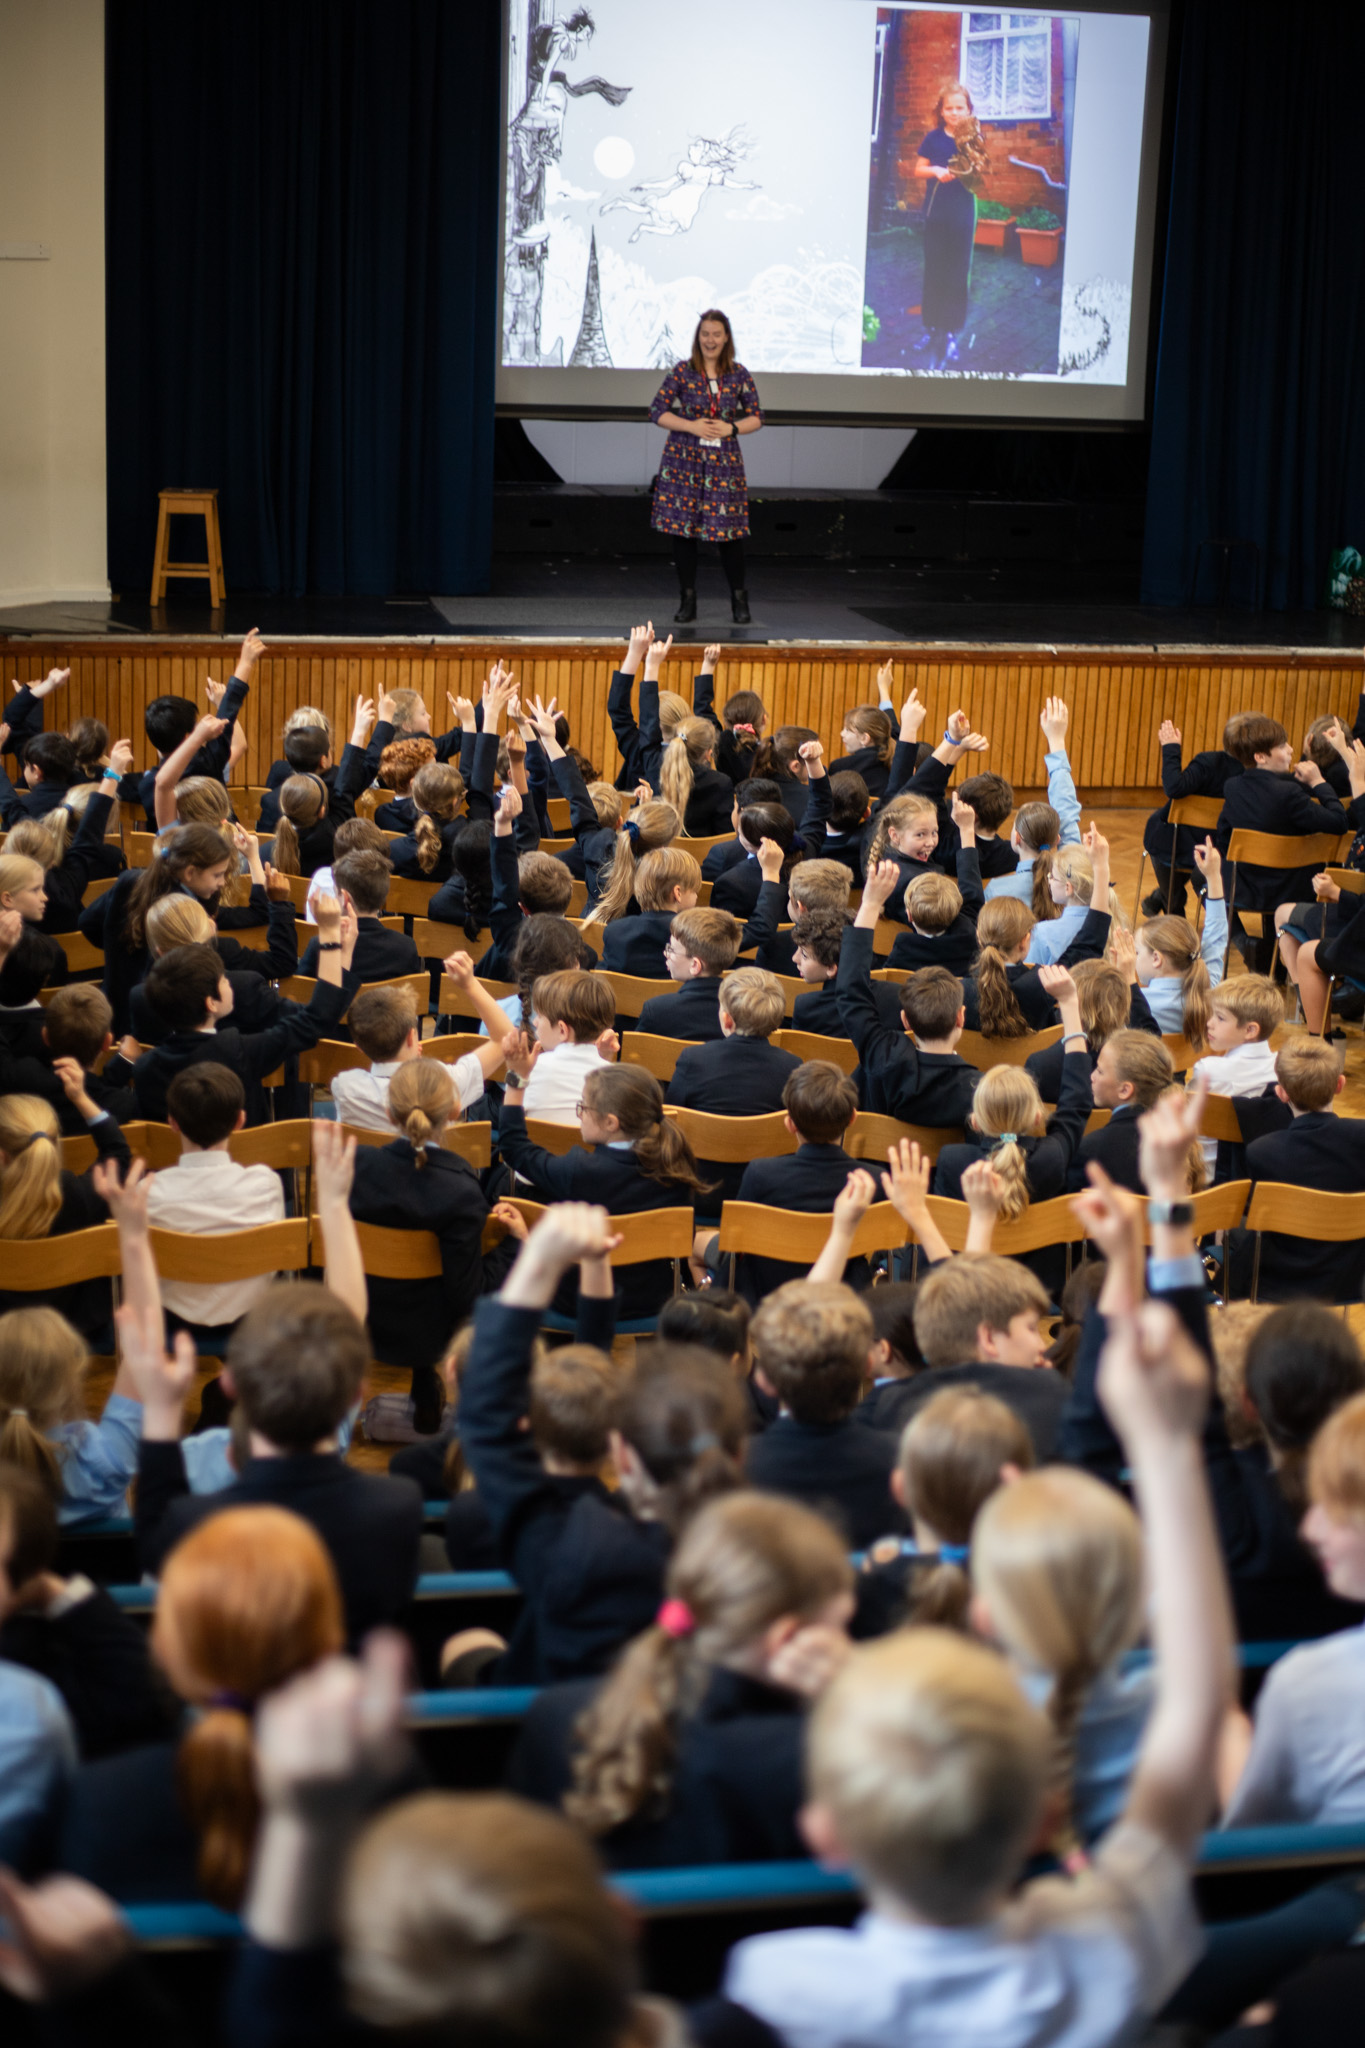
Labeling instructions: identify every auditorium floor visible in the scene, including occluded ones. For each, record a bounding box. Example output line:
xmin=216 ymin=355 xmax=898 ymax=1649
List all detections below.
xmin=81 ymin=806 xmax=1365 ymax=1466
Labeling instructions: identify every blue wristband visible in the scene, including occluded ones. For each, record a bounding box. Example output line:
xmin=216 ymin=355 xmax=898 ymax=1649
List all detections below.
xmin=943 ymin=728 xmax=955 ymax=744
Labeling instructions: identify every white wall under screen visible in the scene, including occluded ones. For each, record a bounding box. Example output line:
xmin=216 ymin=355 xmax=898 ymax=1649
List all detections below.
xmin=498 ymin=1 xmax=1163 ymax=425
xmin=522 ymin=420 xmax=915 ymax=487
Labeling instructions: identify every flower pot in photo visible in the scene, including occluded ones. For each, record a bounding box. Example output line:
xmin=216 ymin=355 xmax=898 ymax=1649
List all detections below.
xmin=1018 ymin=226 xmax=1064 ymax=267
xmin=974 ymin=213 xmax=1016 ymax=249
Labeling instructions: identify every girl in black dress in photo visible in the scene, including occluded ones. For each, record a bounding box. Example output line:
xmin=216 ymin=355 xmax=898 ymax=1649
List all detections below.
xmin=912 ymin=80 xmax=990 ymax=370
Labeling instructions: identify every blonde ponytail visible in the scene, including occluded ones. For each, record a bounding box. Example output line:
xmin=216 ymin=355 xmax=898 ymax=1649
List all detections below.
xmin=410 ymin=763 xmax=465 ymax=876
xmin=659 ymin=718 xmax=714 ymax=820
xmin=387 ymin=1059 xmax=455 ymax=1167
xmin=0 ymin=1097 xmax=64 ymax=1240
xmin=271 ymin=775 xmax=326 ymax=878
xmin=584 ymin=800 xmax=679 ymax=925
xmin=970 ymin=1067 xmax=1046 ymax=1222
xmin=0 ymin=1306 xmax=88 ymax=1498
xmin=972 ymin=899 xmax=1034 ymax=1039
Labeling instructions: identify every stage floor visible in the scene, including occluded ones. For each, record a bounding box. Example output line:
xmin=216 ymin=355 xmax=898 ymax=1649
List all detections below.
xmin=4 ymin=555 xmax=1364 ymax=650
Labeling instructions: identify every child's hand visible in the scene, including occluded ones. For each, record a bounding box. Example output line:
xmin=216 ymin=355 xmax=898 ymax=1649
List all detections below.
xmin=633 ymin=780 xmax=653 ymax=808
xmin=350 ymin=694 xmax=375 ymax=744
xmin=1139 ymin=1074 xmax=1208 ymax=1201
xmin=338 ymin=894 xmax=359 ymax=960
xmin=312 ymin=1120 xmax=356 ymax=1207
xmin=767 ymin=1622 xmax=852 ymax=1700
xmin=107 ymin=738 xmax=134 ymax=779
xmin=262 ymin=861 xmax=293 ymax=902
xmin=51 ymin=1056 xmax=95 ymax=1114
xmin=1097 ymin=1298 xmax=1210 ymax=1451
xmin=526 ymin=693 xmax=559 ymax=742
xmin=1158 ymin=719 xmax=1182 ymax=748
xmin=880 ymin=1139 xmax=931 ymax=1225
xmin=830 ymin=1169 xmax=877 ymax=1233
xmin=0 ymin=907 xmax=21 ymax=958
xmin=757 ymin=836 xmax=784 ymax=883
xmin=192 ymin=713 xmax=227 ymax=749
xmin=30 ymin=666 xmax=70 ymax=701
xmin=253 ymin=1633 xmax=411 ymax=1822
xmin=527 ymin=1203 xmax=622 ymax=1270
xmin=118 ymin=1034 xmax=142 ymax=1063
xmin=1040 ymin=696 xmax=1069 ymax=749
xmin=625 ymin=621 xmax=655 ymax=669
xmin=1313 ymin=870 xmax=1342 ymax=902
xmin=594 ymin=1026 xmax=620 ymax=1063
xmin=798 ymin=738 xmax=824 ymax=777
xmin=495 ymin=783 xmax=522 ymax=831
xmin=0 ymin=1868 xmax=132 ymax=2004
xmin=961 ymin=1157 xmax=1004 ymax=1217
xmin=950 ymin=791 xmax=977 ymax=842
xmin=1110 ymin=925 xmax=1138 ymax=984
xmin=861 ymin=859 xmax=902 ymax=913
xmin=504 ymin=716 xmax=527 ymax=761
xmin=490 ymin=1200 xmax=531 ymax=1242
xmin=946 ymin=708 xmax=972 ymax=744
xmin=1192 ymin=837 xmax=1222 ymax=884
xmin=92 ymin=1155 xmax=153 ymax=1230
xmin=377 ymin=691 xmax=397 ymax=726
xmin=113 ymin=1302 xmax=198 ymax=1419
xmin=501 ymin=1029 xmax=538 ymax=1084
xmin=237 ymin=626 xmax=265 ymax=673
xmin=1071 ymin=1162 xmax=1146 ymax=1312
xmin=447 ymin=692 xmax=476 ymax=731
xmin=899 ymin=689 xmax=926 ymax=740
xmin=313 ymin=892 xmax=342 ymax=941
xmin=877 ymin=656 xmax=895 ymax=702
xmin=1292 ymin=756 xmax=1325 ymax=789
xmin=1037 ymin=962 xmax=1077 ymax=1006
xmin=702 ymin=642 xmax=721 ymax=671
xmin=203 ymin=678 xmax=225 ymax=709
xmin=441 ymin=950 xmax=475 ymax=988
xmin=1323 ymin=721 xmax=1353 ymax=759
xmin=643 ymin=632 xmax=673 ymax=679
xmin=1083 ymin=821 xmax=1110 ymax=865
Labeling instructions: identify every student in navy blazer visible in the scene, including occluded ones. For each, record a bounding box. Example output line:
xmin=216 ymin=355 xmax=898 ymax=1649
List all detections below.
xmin=837 ymin=881 xmax=980 ymax=1130
xmin=884 ymin=810 xmax=985 ymax=977
xmin=455 ymin=1205 xmax=748 ymax=1686
xmin=297 ymin=849 xmax=420 ymax=983
xmin=1228 ymin=1039 xmax=1365 ymax=1302
xmin=1066 ymin=1030 xmax=1177 ymax=1195
xmin=1141 ymin=711 xmax=1248 ymax=914
xmin=635 ymin=901 xmax=773 ymax=1043
xmin=348 ymin=1058 xmax=513 ymax=1428
xmin=498 ymin=1057 xmax=714 ymax=1321
xmin=1216 ymin=714 xmax=1349 ymax=927
xmin=710 ymin=784 xmax=833 ymax=922
xmin=666 ymin=968 xmax=802 ymax=1211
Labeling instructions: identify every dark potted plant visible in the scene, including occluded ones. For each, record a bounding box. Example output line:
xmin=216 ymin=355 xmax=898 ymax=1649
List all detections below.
xmin=974 ymin=196 xmax=1017 ymax=249
xmin=1016 ymin=205 xmax=1063 ymax=267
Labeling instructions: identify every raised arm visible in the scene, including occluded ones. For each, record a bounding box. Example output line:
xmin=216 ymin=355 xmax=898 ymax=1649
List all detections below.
xmin=441 ymin=952 xmax=518 ymax=1080
xmin=807 ymin=1171 xmax=878 ymax=1283
xmin=153 ymin=714 xmax=227 ymax=826
xmin=312 ymin=1123 xmax=366 ymax=1325
xmin=1040 ymin=697 xmax=1082 ymax=846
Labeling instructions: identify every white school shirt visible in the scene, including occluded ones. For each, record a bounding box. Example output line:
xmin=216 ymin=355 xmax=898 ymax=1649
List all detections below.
xmin=1189 ymin=1038 xmax=1279 ymax=1170
xmin=330 ymin=1052 xmax=487 ymax=1134
xmin=723 ymin=1822 xmax=1201 ymax=2048
xmin=145 ymin=1152 xmax=285 ymax=1325
xmin=1222 ymin=1625 xmax=1365 ymax=1828
xmin=522 ymin=1040 xmax=611 ymax=1122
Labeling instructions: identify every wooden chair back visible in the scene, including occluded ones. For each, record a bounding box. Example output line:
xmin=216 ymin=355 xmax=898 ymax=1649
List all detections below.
xmin=439 ymin=973 xmax=516 ymax=1015
xmin=675 ymin=833 xmax=733 ymax=857
xmin=1168 ymin=796 xmax=1225 ymax=832
xmin=956 ymin=1025 xmax=1062 ymax=1070
xmin=147 ymin=1217 xmax=310 ymax=1284
xmin=771 ymin=1029 xmax=858 ymax=1075
xmin=1226 ymin=829 xmax=1352 ymax=873
xmin=923 ymin=1192 xmax=1088 ymax=1261
xmin=619 ymin=1032 xmax=693 ymax=1082
xmin=385 ymin=875 xmax=443 ymax=918
xmin=410 ymin=920 xmax=492 ymax=960
xmin=600 ymin=971 xmax=681 ymax=1018
xmin=1198 ymin=1093 xmax=1249 ymax=1144
xmin=870 ymin=919 xmax=899 ymax=957
xmin=277 ymin=971 xmax=430 ymax=1020
xmin=522 ymin=1117 xmax=583 ymax=1156
xmin=331 ymin=1218 xmax=444 ymax=1280
xmin=1323 ymin=868 xmax=1365 ymax=896
xmin=715 ymin=1201 xmax=907 ymax=1283
xmin=1141 ymin=1180 xmax=1251 ymax=1249
xmin=229 ymin=920 xmax=275 ymax=951
xmin=1244 ymin=1182 xmax=1365 ymax=1302
xmin=662 ymin=1107 xmax=797 ymax=1164
xmin=1162 ymin=1033 xmax=1204 ymax=1073
xmin=567 ymin=917 xmax=605 ymax=956
xmin=844 ymin=1115 xmax=962 ymax=1163
xmin=568 ymin=879 xmax=588 ymax=916
xmin=53 ymin=928 xmax=104 ymax=974
xmin=545 ymin=796 xmax=571 ymax=832
xmin=0 ymin=1222 xmax=122 ymax=1289
xmin=489 ymin=1201 xmax=695 ymax=1276
xmin=81 ymin=874 xmax=119 ymax=904
xmin=337 ymin=1120 xmax=492 ymax=1170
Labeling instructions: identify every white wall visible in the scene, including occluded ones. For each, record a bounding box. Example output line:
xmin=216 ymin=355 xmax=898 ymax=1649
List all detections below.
xmin=523 ymin=419 xmax=914 ymax=490
xmin=0 ymin=0 xmax=107 ymax=605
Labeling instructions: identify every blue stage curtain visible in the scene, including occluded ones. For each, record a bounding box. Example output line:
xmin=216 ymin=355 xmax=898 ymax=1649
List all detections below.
xmin=106 ymin=0 xmax=498 ymax=597
xmin=1142 ymin=0 xmax=1365 ymax=610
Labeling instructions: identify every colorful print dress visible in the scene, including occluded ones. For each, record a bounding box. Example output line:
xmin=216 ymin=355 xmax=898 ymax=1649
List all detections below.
xmin=649 ymin=361 xmax=763 ymax=541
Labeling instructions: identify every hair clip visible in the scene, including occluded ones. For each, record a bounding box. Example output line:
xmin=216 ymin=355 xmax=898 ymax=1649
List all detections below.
xmin=657 ymin=1598 xmax=696 ymax=1640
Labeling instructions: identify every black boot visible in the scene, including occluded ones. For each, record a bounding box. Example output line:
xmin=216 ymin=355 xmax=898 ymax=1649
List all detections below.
xmin=673 ymin=589 xmax=697 ymax=623
xmin=731 ymin=588 xmax=751 ymax=624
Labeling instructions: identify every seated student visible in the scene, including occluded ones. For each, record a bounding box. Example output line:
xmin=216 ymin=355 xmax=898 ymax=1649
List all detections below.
xmin=66 ymin=713 xmax=109 ymax=781
xmin=1231 ymin=1037 xmax=1365 ymax=1302
xmin=332 ymin=973 xmax=512 ymax=1133
xmin=743 ymin=1281 xmax=902 ymax=1550
xmin=129 ymin=1278 xmax=423 ymax=1645
xmin=119 ymin=899 xmax=357 ymax=1126
xmin=371 ymin=731 xmax=434 ymax=832
xmin=974 ymin=1467 xmax=1154 ymax=1852
xmin=520 ymin=968 xmax=617 ymax=1124
xmin=297 ymin=848 xmax=419 ymax=981
xmin=886 ymin=856 xmax=983 ymax=979
xmin=0 ymin=1069 xmax=131 ymax=1342
xmin=0 ymin=730 xmax=81 ymax=823
xmin=788 ymin=908 xmax=848 ymax=1033
xmin=1025 ymin=947 xmax=1160 ymax=1104
xmin=144 ymin=1063 xmax=286 ymax=1352
xmin=1132 ymin=840 xmax=1227 ymax=1040
xmin=855 ymin=1281 xmax=929 ymax=1428
xmin=838 ymin=873 xmax=983 ymax=1127
xmin=130 ymin=884 xmax=299 ymax=1044
xmin=0 ymin=858 xmax=73 ymax=996
xmin=0 ymin=925 xmax=68 ymax=1046
xmin=811 ymin=768 xmax=873 ymax=887
xmin=635 ymin=906 xmax=752 ymax=1042
xmin=1025 ymin=826 xmax=1114 ymax=966
xmin=1222 ymin=1388 xmax=1365 ymax=1828
xmin=432 ymin=782 xmax=568 ymax=963
xmin=1218 ymin=712 xmax=1350 ymax=964
xmin=386 ymin=760 xmax=484 ymax=883
xmin=454 ymin=1204 xmax=747 ymax=1685
xmin=1188 ymin=972 xmax=1283 ymax=1173
xmin=963 ymin=893 xmax=1112 ymax=1036
xmin=695 ymin=660 xmax=770 ymax=786
xmin=697 ymin=1062 xmax=871 ymax=1302
xmin=511 ymin=1491 xmax=854 ymax=1869
xmin=655 ymin=1284 xmax=764 ymax=1418
xmin=0 ymin=1629 xmax=73 ymax=1872
xmin=701 ymin=773 xmax=784 ymax=881
xmin=717 ymin=1297 xmax=1229 ymax=2048
xmin=254 ymin=705 xmax=336 ymax=828
xmin=0 ymin=1462 xmax=174 ymax=1763
xmin=115 ymin=626 xmax=260 ymax=828
xmin=0 ymin=1300 xmax=142 ymax=1526
xmin=749 ymin=723 xmax=822 ymax=828
xmin=876 ymin=1252 xmax=1065 ymax=1457
xmin=500 ymin=1061 xmax=715 ymax=1322
xmin=27 ymin=984 xmax=135 ymax=1131
xmin=859 ymin=792 xmax=946 ymax=920
xmin=600 ymin=846 xmax=702 ymax=976
xmin=332 ymin=815 xmax=390 ymax=860
xmin=667 ymin=966 xmax=802 ymax=1207
xmin=60 ymin=1506 xmax=346 ymax=1906
xmin=979 ymin=695 xmax=1082 ymax=904
xmin=265 ymin=773 xmax=340 ymax=877
xmin=955 ymin=768 xmax=1018 ymax=882
xmin=857 ymin=1386 xmax=1033 ymax=1638
xmin=829 ymin=680 xmax=897 ymax=794
xmin=754 ymin=853 xmax=855 ymax=980
xmin=1275 ymin=739 xmax=1365 ymax=1028
xmin=659 ymin=715 xmax=734 ymax=838
xmin=349 ymin=1058 xmax=510 ymax=1430
xmin=0 ymin=744 xmax=130 ymax=934
xmin=1069 ymin=1030 xmax=1178 ymax=1194
xmin=1141 ymin=709 xmax=1251 ymax=917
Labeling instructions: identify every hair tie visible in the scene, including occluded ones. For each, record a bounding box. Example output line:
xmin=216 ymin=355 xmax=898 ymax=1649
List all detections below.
xmin=623 ymin=818 xmax=640 ymax=847
xmin=937 ymin=1543 xmax=971 ymax=1567
xmin=689 ymin=1431 xmax=719 ymax=1456
xmin=1035 ymin=842 xmax=1052 ymax=853
xmin=6 ymin=1407 xmax=28 ymax=1420
xmin=657 ymin=1598 xmax=696 ymax=1640
xmin=24 ymin=1131 xmax=57 ymax=1147
xmin=209 ymin=1688 xmax=252 ymax=1714
xmin=995 ymin=1133 xmax=1018 ymax=1145
xmin=733 ymin=723 xmax=756 ymax=736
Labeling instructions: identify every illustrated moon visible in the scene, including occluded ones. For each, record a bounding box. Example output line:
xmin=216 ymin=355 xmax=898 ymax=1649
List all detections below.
xmin=594 ymin=136 xmax=635 ymax=179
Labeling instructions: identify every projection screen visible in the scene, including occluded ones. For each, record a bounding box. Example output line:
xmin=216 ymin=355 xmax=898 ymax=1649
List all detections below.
xmin=497 ymin=2 xmax=1167 ymax=426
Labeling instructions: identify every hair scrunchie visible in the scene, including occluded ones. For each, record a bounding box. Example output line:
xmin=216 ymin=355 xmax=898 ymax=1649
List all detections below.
xmin=994 ymin=1133 xmax=1018 ymax=1145
xmin=937 ymin=1543 xmax=971 ymax=1567
xmin=623 ymin=819 xmax=640 ymax=847
xmin=656 ymin=1598 xmax=695 ymax=1640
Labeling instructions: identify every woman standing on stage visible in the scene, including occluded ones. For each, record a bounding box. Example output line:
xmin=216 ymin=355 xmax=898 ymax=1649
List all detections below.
xmin=912 ymin=80 xmax=989 ymax=370
xmin=649 ymin=310 xmax=762 ymax=626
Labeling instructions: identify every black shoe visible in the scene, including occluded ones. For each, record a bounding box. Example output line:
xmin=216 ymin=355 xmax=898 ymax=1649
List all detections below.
xmin=731 ymin=588 xmax=751 ymax=624
xmin=1140 ymin=889 xmax=1168 ymax=919
xmin=673 ymin=590 xmax=697 ymax=623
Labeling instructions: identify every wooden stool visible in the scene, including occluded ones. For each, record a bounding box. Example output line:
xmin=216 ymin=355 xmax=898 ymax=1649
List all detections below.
xmin=150 ymin=488 xmax=226 ymax=607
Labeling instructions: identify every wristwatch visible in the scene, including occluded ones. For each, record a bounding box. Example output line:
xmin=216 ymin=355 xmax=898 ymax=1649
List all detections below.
xmin=1147 ymin=1200 xmax=1195 ymax=1226
xmin=317 ymin=941 xmax=342 ymax=952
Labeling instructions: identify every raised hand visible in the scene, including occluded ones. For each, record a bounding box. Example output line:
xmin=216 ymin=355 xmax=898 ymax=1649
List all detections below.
xmin=204 ymin=678 xmax=225 ymax=710
xmin=526 ymin=693 xmax=560 ymax=742
xmin=91 ymin=1155 xmax=153 ymax=1229
xmin=961 ymin=1157 xmax=1004 ymax=1217
xmin=30 ymin=667 xmax=70 ymax=701
xmin=1140 ymin=1073 xmax=1208 ymax=1199
xmin=377 ymin=691 xmax=397 ymax=726
xmin=1158 ymin=719 xmax=1182 ymax=748
xmin=1097 ymin=1298 xmax=1210 ymax=1452
xmin=262 ymin=861 xmax=293 ymax=902
xmin=114 ymin=1299 xmax=198 ymax=1421
xmin=106 ymin=738 xmax=135 ymax=780
xmin=350 ymin=695 xmax=375 ymax=746
xmin=643 ymin=632 xmax=674 ymax=679
xmin=861 ymin=858 xmax=902 ymax=914
xmin=236 ymin=626 xmax=266 ymax=673
xmin=950 ymin=790 xmax=977 ymax=842
xmin=1110 ymin=925 xmax=1138 ymax=983
xmin=1323 ymin=721 xmax=1353 ymax=760
xmin=192 ymin=712 xmax=227 ymax=749
xmin=440 ymin=949 xmax=476 ymax=987
xmin=702 ymin=642 xmax=722 ymax=670
xmin=766 ymin=1621 xmax=852 ymax=1700
xmin=797 ymin=738 xmax=825 ymax=779
xmin=899 ymin=690 xmax=926 ymax=741
xmin=494 ymin=782 xmax=522 ymax=832
xmin=313 ymin=890 xmax=342 ymax=941
xmin=1083 ymin=820 xmax=1110 ymax=864
xmin=877 ymin=656 xmax=895 ymax=701
xmin=633 ymin=779 xmax=653 ymax=808
xmin=253 ymin=1633 xmax=411 ymax=1823
xmin=623 ymin=621 xmax=655 ymax=673
xmin=527 ymin=1202 xmax=623 ymax=1268
xmin=0 ymin=1869 xmax=132 ymax=2004
xmin=830 ymin=1168 xmax=877 ymax=1234
xmin=757 ymin=836 xmax=784 ymax=884
xmin=595 ymin=1024 xmax=620 ymax=1063
xmin=1191 ymin=837 xmax=1222 ymax=891
xmin=51 ymin=1056 xmax=97 ymax=1116
xmin=0 ymin=907 xmax=21 ymax=959
xmin=1040 ymin=696 xmax=1069 ymax=750
xmin=1036 ymin=962 xmax=1077 ymax=1006
xmin=312 ymin=1118 xmax=356 ymax=1208
xmin=880 ymin=1139 xmax=932 ymax=1226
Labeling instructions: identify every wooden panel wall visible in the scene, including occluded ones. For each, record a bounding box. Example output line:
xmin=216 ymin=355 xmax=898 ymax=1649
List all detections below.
xmin=4 ymin=637 xmax=1361 ymax=802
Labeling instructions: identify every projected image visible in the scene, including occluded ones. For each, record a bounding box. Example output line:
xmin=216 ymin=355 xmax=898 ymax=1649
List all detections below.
xmin=862 ymin=10 xmax=1075 ymax=375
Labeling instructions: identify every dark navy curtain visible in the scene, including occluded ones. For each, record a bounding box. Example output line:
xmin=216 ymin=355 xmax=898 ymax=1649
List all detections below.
xmin=106 ymin=0 xmax=499 ymax=597
xmin=1142 ymin=0 xmax=1365 ymax=609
